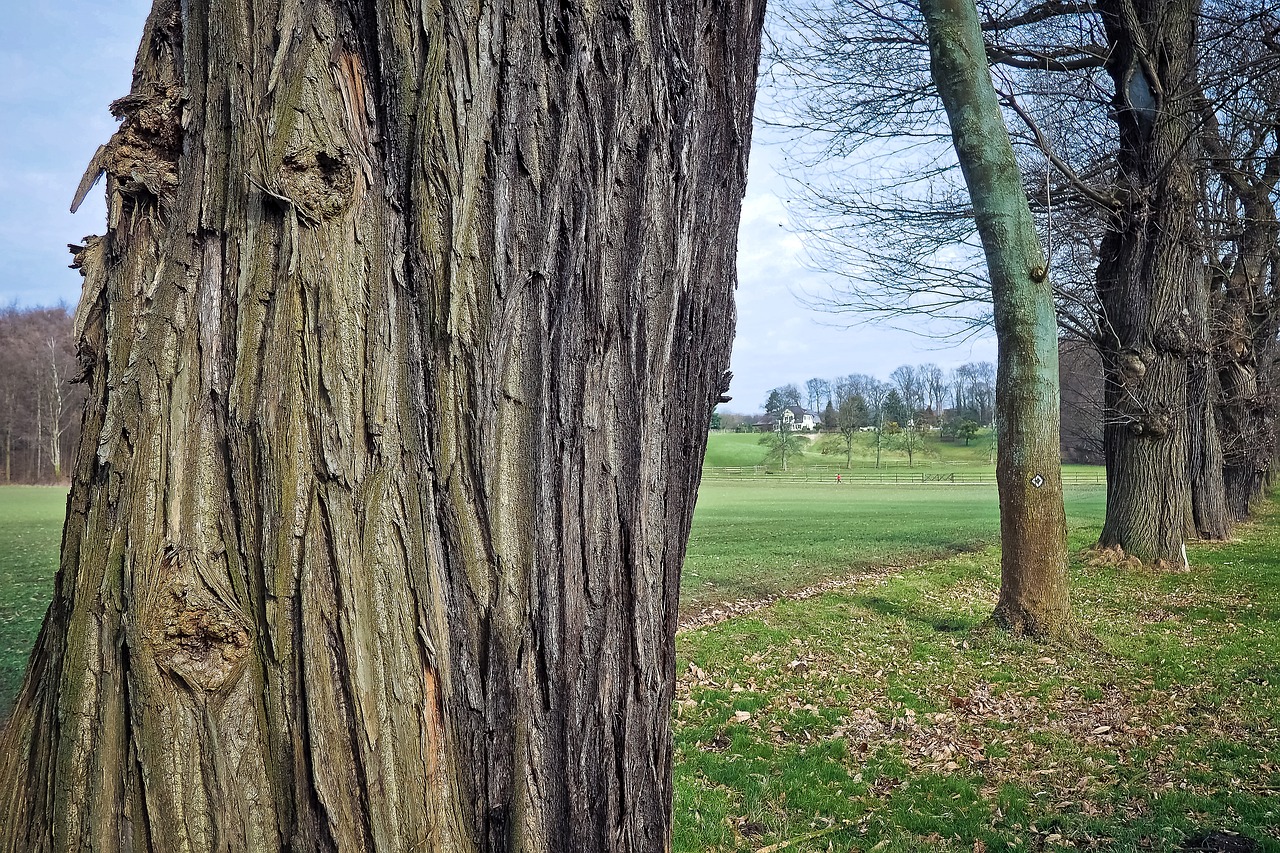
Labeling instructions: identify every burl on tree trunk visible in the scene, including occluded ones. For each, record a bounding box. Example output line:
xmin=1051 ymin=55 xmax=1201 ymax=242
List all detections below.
xmin=0 ymin=1 xmax=765 ymax=850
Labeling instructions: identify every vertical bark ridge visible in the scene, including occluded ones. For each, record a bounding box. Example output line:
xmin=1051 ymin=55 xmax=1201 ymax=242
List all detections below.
xmin=1 ymin=1 xmax=765 ymax=851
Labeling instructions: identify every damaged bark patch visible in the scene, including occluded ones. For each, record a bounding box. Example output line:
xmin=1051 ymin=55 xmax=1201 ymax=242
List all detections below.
xmin=279 ymin=147 xmax=356 ymax=222
xmin=145 ymin=554 xmax=251 ymax=693
xmin=105 ymin=86 xmax=184 ymax=200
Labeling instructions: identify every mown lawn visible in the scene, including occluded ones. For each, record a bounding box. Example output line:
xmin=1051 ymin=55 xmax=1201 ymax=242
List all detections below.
xmin=681 ymin=481 xmax=1106 ymax=615
xmin=673 ymin=501 xmax=1280 ymax=852
xmin=0 ymin=480 xmax=1106 ymax=713
xmin=2 ymin=482 xmax=1277 ymax=852
xmin=704 ymin=428 xmax=1006 ymax=470
xmin=0 ymin=487 xmax=67 ymax=717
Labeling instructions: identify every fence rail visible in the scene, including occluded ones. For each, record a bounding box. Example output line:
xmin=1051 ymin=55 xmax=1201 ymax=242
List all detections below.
xmin=702 ymin=466 xmax=1105 ymax=486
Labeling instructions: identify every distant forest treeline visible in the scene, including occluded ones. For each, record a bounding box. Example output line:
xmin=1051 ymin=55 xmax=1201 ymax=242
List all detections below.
xmin=720 ymin=348 xmax=1104 ymax=464
xmin=1 ymin=305 xmax=84 ymax=484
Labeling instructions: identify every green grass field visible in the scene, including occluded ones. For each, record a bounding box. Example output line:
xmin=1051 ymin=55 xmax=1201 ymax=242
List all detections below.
xmin=682 ymin=481 xmax=1106 ymax=614
xmin=705 ymin=428 xmax=1002 ymax=470
xmin=2 ymin=463 xmax=1277 ymax=851
xmin=0 ymin=487 xmax=67 ymax=716
xmin=0 ymin=478 xmax=1105 ymax=715
xmin=703 ymin=429 xmax=1105 ymax=484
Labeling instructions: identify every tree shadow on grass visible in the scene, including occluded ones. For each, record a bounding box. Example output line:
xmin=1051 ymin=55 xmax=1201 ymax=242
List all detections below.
xmin=854 ymin=594 xmax=977 ymax=633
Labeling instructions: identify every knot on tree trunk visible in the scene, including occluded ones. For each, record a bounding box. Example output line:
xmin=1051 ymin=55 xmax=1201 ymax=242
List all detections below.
xmin=1153 ymin=310 xmax=1194 ymax=355
xmin=1129 ymin=408 xmax=1171 ymax=437
xmin=279 ymin=147 xmax=356 ymax=223
xmin=1118 ymin=348 xmax=1149 ymax=384
xmin=145 ymin=552 xmax=251 ymax=693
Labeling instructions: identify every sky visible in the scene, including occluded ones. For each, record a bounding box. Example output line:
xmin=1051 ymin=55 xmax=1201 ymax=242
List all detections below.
xmin=0 ymin=4 xmax=996 ymax=415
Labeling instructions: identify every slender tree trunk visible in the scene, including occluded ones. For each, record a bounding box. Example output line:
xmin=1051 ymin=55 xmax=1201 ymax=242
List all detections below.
xmin=2 ymin=391 xmax=10 ymax=483
xmin=32 ymin=384 xmax=42 ymax=484
xmin=1095 ymin=0 xmax=1203 ymax=565
xmin=921 ymin=0 xmax=1073 ymax=636
xmin=45 ymin=338 xmax=65 ymax=482
xmin=1188 ymin=277 xmax=1230 ymax=540
xmin=0 ymin=2 xmax=765 ymax=850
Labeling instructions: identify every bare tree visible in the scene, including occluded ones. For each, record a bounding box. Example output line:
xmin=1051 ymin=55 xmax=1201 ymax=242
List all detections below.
xmin=922 ymin=0 xmax=1073 ymax=636
xmin=1198 ymin=3 xmax=1280 ymax=520
xmin=1093 ymin=0 xmax=1225 ymax=562
xmin=889 ymin=364 xmax=925 ymax=415
xmin=864 ymin=380 xmax=893 ymax=468
xmin=920 ymin=361 xmax=947 ymax=415
xmin=835 ymin=392 xmax=870 ymax=467
xmin=0 ymin=305 xmax=84 ymax=483
xmin=760 ymin=410 xmax=806 ymax=471
xmin=771 ymin=0 xmax=1267 ymax=561
xmin=764 ymin=383 xmax=804 ymax=413
xmin=805 ymin=376 xmax=832 ymax=410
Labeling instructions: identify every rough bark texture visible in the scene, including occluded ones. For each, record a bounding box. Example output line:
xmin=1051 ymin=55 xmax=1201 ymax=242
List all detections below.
xmin=0 ymin=2 xmax=765 ymax=850
xmin=1095 ymin=0 xmax=1204 ymax=564
xmin=922 ymin=0 xmax=1073 ymax=636
xmin=1215 ymin=214 xmax=1280 ymax=521
xmin=1203 ymin=105 xmax=1280 ymax=522
xmin=1188 ymin=270 xmax=1231 ymax=541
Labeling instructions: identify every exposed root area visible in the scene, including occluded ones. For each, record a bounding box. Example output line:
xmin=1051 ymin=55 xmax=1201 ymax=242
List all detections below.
xmin=982 ymin=607 xmax=1090 ymax=648
xmin=1083 ymin=544 xmax=1191 ymax=573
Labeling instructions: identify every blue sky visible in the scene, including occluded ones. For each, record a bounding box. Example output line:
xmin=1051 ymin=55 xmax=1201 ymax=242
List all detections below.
xmin=0 ymin=4 xmax=994 ymax=414
xmin=0 ymin=3 xmax=149 ymax=306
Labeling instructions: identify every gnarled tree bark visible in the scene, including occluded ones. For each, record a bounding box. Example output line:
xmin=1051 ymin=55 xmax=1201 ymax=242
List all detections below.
xmin=1095 ymin=0 xmax=1208 ymax=565
xmin=1201 ymin=93 xmax=1280 ymax=522
xmin=0 ymin=1 xmax=765 ymax=850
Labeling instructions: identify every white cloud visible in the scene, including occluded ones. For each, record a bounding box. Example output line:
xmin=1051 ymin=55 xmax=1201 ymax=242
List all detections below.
xmin=725 ymin=126 xmax=997 ymax=412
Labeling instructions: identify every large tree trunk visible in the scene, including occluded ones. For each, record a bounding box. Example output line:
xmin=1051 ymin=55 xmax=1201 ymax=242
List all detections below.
xmin=1216 ymin=221 xmax=1280 ymax=521
xmin=1202 ymin=102 xmax=1280 ymax=522
xmin=0 ymin=2 xmax=765 ymax=850
xmin=1095 ymin=0 xmax=1204 ymax=565
xmin=922 ymin=0 xmax=1073 ymax=637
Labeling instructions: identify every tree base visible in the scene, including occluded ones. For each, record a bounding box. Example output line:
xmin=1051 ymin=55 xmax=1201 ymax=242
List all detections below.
xmin=1084 ymin=543 xmax=1193 ymax=573
xmin=983 ymin=604 xmax=1081 ymax=644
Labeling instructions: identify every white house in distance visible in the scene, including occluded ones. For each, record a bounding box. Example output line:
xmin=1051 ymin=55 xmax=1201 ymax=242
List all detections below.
xmin=754 ymin=405 xmax=820 ymax=432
